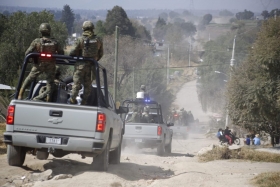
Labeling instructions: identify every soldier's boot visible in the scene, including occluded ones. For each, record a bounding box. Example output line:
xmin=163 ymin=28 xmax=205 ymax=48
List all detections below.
xmin=69 ymin=98 xmax=77 ymax=104
xmin=18 ymin=88 xmax=24 ymax=100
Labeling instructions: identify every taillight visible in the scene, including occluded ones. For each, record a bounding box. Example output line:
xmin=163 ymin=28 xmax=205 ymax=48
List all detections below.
xmin=174 ymin=114 xmax=178 ymax=117
xmin=40 ymin=53 xmax=52 ymax=57
xmin=96 ymin=113 xmax=106 ymax=132
xmin=157 ymin=126 xmax=162 ymax=136
xmin=6 ymin=105 xmax=15 ymax=125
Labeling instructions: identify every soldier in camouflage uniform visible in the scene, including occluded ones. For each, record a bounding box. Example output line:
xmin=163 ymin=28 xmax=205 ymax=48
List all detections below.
xmin=126 ymin=106 xmax=140 ymax=123
xmin=18 ymin=23 xmax=64 ymax=101
xmin=69 ymin=21 xmax=103 ymax=105
xmin=38 ymin=66 xmax=61 ymax=102
xmin=141 ymin=106 xmax=150 ymax=123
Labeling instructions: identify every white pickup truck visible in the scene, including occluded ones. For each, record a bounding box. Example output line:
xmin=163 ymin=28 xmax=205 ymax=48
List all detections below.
xmin=3 ymin=53 xmax=128 ymax=171
xmin=122 ymin=100 xmax=173 ymax=156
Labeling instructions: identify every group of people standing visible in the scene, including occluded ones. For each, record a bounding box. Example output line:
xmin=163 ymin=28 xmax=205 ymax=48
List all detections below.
xmin=18 ymin=21 xmax=103 ymax=105
xmin=169 ymin=108 xmax=194 ymax=126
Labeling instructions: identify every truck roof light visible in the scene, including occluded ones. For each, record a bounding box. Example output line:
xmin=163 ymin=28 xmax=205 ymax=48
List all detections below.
xmin=6 ymin=105 xmax=15 ymax=125
xmin=157 ymin=126 xmax=162 ymax=136
xmin=96 ymin=113 xmax=106 ymax=132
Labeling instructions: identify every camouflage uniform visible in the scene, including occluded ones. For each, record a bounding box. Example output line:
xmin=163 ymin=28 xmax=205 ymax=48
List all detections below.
xmin=141 ymin=106 xmax=150 ymax=123
xmin=18 ymin=23 xmax=64 ymax=101
xmin=38 ymin=66 xmax=61 ymax=102
xmin=69 ymin=21 xmax=103 ymax=105
xmin=127 ymin=107 xmax=140 ymax=123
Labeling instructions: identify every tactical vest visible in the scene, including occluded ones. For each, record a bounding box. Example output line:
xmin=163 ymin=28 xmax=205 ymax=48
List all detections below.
xmin=40 ymin=38 xmax=57 ymax=54
xmin=81 ymin=36 xmax=99 ymax=58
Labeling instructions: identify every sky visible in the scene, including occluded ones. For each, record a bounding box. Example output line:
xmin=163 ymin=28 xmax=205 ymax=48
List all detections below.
xmin=0 ymin=0 xmax=279 ymax=12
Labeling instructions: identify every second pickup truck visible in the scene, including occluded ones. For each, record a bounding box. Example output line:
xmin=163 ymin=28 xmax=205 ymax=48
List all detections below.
xmin=122 ymin=100 xmax=173 ymax=156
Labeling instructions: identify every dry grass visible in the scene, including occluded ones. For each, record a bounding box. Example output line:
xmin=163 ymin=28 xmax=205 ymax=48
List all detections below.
xmin=199 ymin=146 xmax=280 ymax=163
xmin=252 ymin=172 xmax=280 ymax=187
xmin=0 ymin=123 xmax=5 ymax=134
xmin=0 ymin=123 xmax=6 ymax=155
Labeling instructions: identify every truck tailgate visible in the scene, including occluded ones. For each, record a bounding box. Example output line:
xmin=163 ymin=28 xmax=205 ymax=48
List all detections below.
xmin=12 ymin=100 xmax=98 ymax=138
xmin=124 ymin=123 xmax=159 ymax=138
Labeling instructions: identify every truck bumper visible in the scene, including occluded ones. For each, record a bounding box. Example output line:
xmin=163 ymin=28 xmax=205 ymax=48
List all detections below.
xmin=4 ymin=132 xmax=105 ymax=153
xmin=123 ymin=137 xmax=162 ymax=148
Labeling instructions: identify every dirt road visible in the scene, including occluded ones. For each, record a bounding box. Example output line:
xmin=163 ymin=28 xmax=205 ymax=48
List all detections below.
xmin=1 ymin=80 xmax=280 ymax=187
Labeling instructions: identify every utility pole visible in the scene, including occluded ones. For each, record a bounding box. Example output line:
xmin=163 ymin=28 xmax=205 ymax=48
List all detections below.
xmin=167 ymin=44 xmax=170 ymax=85
xmin=113 ymin=26 xmax=119 ymax=101
xmin=188 ymin=36 xmax=192 ymax=66
xmin=225 ymin=35 xmax=236 ymax=128
xmin=133 ymin=67 xmax=135 ymax=99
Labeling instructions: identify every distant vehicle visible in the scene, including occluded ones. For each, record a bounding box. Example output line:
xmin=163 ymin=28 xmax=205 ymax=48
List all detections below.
xmin=121 ymin=99 xmax=173 ymax=156
xmin=3 ymin=53 xmax=128 ymax=171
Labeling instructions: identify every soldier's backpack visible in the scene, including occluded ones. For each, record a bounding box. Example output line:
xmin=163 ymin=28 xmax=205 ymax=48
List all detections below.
xmin=81 ymin=35 xmax=99 ymax=58
xmin=40 ymin=37 xmax=57 ymax=54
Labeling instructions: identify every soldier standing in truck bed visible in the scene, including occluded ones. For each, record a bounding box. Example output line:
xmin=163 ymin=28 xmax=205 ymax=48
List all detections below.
xmin=18 ymin=23 xmax=64 ymax=102
xmin=69 ymin=21 xmax=103 ymax=105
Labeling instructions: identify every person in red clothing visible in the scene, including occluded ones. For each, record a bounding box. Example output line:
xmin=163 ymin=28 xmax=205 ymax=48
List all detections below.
xmin=224 ymin=126 xmax=232 ymax=145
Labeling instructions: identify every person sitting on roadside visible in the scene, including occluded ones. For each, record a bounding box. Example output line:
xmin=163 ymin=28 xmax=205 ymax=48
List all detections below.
xmin=253 ymin=134 xmax=261 ymax=145
xmin=216 ymin=128 xmax=224 ymax=141
xmin=244 ymin=135 xmax=251 ymax=145
xmin=224 ymin=126 xmax=232 ymax=145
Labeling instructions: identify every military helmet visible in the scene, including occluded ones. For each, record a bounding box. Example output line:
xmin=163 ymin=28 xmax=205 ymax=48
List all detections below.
xmin=82 ymin=21 xmax=94 ymax=31
xmin=39 ymin=23 xmax=51 ymax=34
xmin=140 ymin=85 xmax=146 ymax=90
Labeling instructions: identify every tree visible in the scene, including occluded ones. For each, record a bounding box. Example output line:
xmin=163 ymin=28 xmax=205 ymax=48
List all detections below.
xmin=75 ymin=14 xmax=81 ymax=22
xmin=179 ymin=21 xmax=196 ymax=36
xmin=227 ymin=18 xmax=280 ymax=145
xmin=153 ymin=17 xmax=167 ymax=41
xmin=131 ymin=20 xmax=151 ymax=42
xmin=261 ymin=10 xmax=269 ymax=20
xmin=269 ymin=9 xmax=280 ymax=18
xmin=236 ymin=9 xmax=254 ymax=20
xmin=182 ymin=10 xmax=192 ymax=16
xmin=158 ymin=12 xmax=168 ymax=21
xmin=61 ymin=4 xmax=75 ymax=35
xmin=173 ymin=17 xmax=185 ymax=23
xmin=197 ymin=27 xmax=259 ymax=113
xmin=219 ymin=10 xmax=234 ymax=17
xmin=104 ymin=6 xmax=135 ymax=37
xmin=95 ymin=20 xmax=106 ymax=38
xmin=0 ymin=11 xmax=68 ymax=86
xmin=202 ymin=14 xmax=213 ymax=25
xmin=169 ymin=11 xmax=180 ymax=19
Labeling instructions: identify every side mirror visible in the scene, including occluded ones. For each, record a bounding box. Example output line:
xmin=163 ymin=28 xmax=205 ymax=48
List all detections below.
xmin=167 ymin=123 xmax=174 ymax=127
xmin=116 ymin=106 xmax=129 ymax=114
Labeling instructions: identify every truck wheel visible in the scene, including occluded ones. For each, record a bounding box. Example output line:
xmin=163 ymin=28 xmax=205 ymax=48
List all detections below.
xmin=157 ymin=138 xmax=165 ymax=156
xmin=36 ymin=150 xmax=49 ymax=160
xmin=109 ymin=136 xmax=122 ymax=164
xmin=7 ymin=145 xmax=26 ymax=166
xmin=92 ymin=137 xmax=111 ymax=171
xmin=165 ymin=138 xmax=172 ymax=153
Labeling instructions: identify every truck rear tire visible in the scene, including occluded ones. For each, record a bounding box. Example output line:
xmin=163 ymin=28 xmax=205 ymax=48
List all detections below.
xmin=7 ymin=145 xmax=26 ymax=166
xmin=36 ymin=150 xmax=49 ymax=160
xmin=157 ymin=138 xmax=165 ymax=156
xmin=165 ymin=138 xmax=172 ymax=153
xmin=109 ymin=136 xmax=122 ymax=164
xmin=92 ymin=137 xmax=111 ymax=171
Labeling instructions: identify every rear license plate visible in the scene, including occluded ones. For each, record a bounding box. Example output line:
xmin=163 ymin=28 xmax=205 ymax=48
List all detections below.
xmin=135 ymin=139 xmax=142 ymax=143
xmin=46 ymin=137 xmax=61 ymax=144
